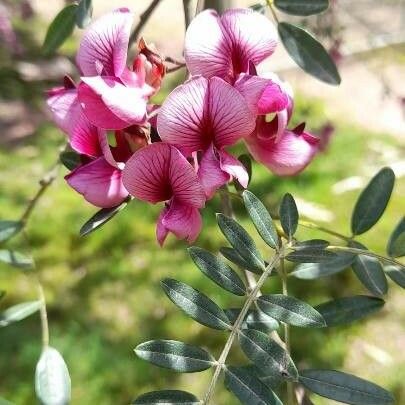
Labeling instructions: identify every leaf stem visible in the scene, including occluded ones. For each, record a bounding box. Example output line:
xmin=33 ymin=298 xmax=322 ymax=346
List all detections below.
xmin=129 ymin=0 xmax=162 ymax=45
xmin=35 ymin=276 xmax=49 ymax=348
xmin=266 ymin=0 xmax=279 ymax=23
xmin=298 ymin=220 xmax=352 ymax=242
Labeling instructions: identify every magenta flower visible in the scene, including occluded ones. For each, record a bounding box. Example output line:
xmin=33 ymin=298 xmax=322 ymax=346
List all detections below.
xmin=122 ymin=143 xmax=206 ymax=246
xmin=157 ymin=76 xmax=256 ymax=198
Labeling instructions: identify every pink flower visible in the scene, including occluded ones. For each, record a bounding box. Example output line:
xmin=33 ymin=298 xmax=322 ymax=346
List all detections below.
xmin=122 ymin=143 xmax=206 ymax=246
xmin=76 ymin=8 xmax=157 ymax=130
xmin=157 ymin=76 xmax=256 ymax=198
xmin=185 ymin=8 xmax=277 ymax=83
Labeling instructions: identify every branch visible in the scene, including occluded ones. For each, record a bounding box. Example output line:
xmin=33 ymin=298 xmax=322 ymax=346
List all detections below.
xmin=129 ymin=0 xmax=162 ymax=45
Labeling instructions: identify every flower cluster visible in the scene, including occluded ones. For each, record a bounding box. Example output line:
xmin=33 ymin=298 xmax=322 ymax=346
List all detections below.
xmin=47 ymin=7 xmax=319 ymax=245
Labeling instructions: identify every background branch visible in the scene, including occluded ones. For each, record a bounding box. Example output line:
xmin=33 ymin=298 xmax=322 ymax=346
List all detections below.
xmin=129 ymin=0 xmax=162 ymax=45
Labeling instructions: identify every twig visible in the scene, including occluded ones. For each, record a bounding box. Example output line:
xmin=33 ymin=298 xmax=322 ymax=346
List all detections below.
xmin=298 ymin=220 xmax=352 ymax=242
xmin=36 ymin=276 xmax=49 ymax=347
xmin=129 ymin=0 xmax=162 ymax=45
xmin=266 ymin=0 xmax=280 ymax=23
xmin=183 ymin=0 xmax=193 ymax=29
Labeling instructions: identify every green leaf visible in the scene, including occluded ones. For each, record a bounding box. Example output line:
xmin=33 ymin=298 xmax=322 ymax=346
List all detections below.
xmin=279 ymin=193 xmax=298 ymax=239
xmin=0 ymin=250 xmax=33 ymax=269
xmin=315 ymin=295 xmax=384 ymax=326
xmin=249 ymin=3 xmax=266 ymax=14
xmin=35 ymin=347 xmax=71 ymax=405
xmin=278 ymin=22 xmax=341 ymax=85
xmin=274 ymin=0 xmax=329 ymax=16
xmin=299 ymin=369 xmax=394 ymax=405
xmin=240 ymin=365 xmax=284 ymax=390
xmin=387 ymin=217 xmax=405 ymax=257
xmin=0 ymin=301 xmax=41 ymax=327
xmin=42 ymin=4 xmax=78 ymax=55
xmin=133 ymin=390 xmax=200 ymax=405
xmin=161 ymin=279 xmax=231 ymax=330
xmin=80 ymin=200 xmax=129 ymax=236
xmin=0 ymin=220 xmax=23 ymax=243
xmin=286 ymin=249 xmax=336 ymax=263
xmin=220 ymin=247 xmax=262 ymax=274
xmin=257 ymin=294 xmax=325 ymax=327
xmin=242 ymin=190 xmax=278 ymax=249
xmin=188 ymin=247 xmax=246 ymax=296
xmin=294 ymin=239 xmax=329 ymax=249
xmin=385 ymin=265 xmax=405 ymax=288
xmin=234 ymin=154 xmax=252 ymax=190
xmin=217 ymin=214 xmax=265 ymax=271
xmin=60 ymin=151 xmax=81 ymax=171
xmin=351 ymin=242 xmax=388 ymax=296
xmin=351 ymin=167 xmax=395 ymax=235
xmin=76 ymin=0 xmax=93 ymax=28
xmin=239 ymin=329 xmax=298 ymax=380
xmin=225 ymin=308 xmax=279 ymax=333
xmin=135 ymin=340 xmax=214 ymax=373
xmin=225 ymin=366 xmax=282 ymax=405
xmin=290 ymin=251 xmax=355 ymax=279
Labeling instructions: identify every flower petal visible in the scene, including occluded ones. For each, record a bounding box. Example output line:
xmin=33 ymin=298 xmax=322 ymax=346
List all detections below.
xmin=65 ymin=157 xmax=128 ymax=208
xmin=219 ymin=150 xmax=249 ymax=188
xmin=76 ymin=8 xmax=133 ymax=77
xmin=78 ymin=76 xmax=149 ymax=129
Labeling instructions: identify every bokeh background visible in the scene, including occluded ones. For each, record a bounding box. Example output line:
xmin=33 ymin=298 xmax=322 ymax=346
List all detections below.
xmin=0 ymin=0 xmax=404 ymax=403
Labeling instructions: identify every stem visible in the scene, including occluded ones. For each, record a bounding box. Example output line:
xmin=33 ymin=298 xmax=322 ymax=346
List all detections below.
xmin=36 ymin=277 xmax=49 ymax=347
xmin=298 ymin=220 xmax=352 ymax=242
xmin=183 ymin=0 xmax=193 ymax=29
xmin=203 ymin=254 xmax=280 ymax=404
xmin=266 ymin=0 xmax=279 ymax=23
xmin=129 ymin=0 xmax=162 ymax=45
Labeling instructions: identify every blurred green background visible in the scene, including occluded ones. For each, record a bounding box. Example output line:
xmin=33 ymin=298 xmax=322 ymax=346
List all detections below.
xmin=0 ymin=1 xmax=404 ymax=404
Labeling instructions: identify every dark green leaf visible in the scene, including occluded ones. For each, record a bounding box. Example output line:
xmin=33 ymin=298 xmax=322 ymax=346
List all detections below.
xmin=243 ymin=190 xmax=278 ymax=249
xmin=217 ymin=214 xmax=265 ymax=271
xmin=351 ymin=242 xmax=387 ymax=296
xmin=387 ymin=217 xmax=405 ymax=257
xmin=0 ymin=301 xmax=41 ymax=327
xmin=225 ymin=366 xmax=282 ymax=405
xmin=278 ymin=22 xmax=340 ymax=85
xmin=35 ymin=347 xmax=71 ymax=405
xmin=239 ymin=329 xmax=298 ymax=380
xmin=60 ymin=151 xmax=81 ymax=171
xmin=133 ymin=390 xmax=200 ymax=405
xmin=234 ymin=154 xmax=252 ymax=190
xmin=351 ymin=167 xmax=395 ymax=235
xmin=80 ymin=200 xmax=129 ymax=236
xmin=385 ymin=265 xmax=405 ymax=288
xmin=279 ymin=193 xmax=298 ymax=239
xmin=275 ymin=0 xmax=329 ymax=16
xmin=249 ymin=3 xmax=266 ymax=14
xmin=0 ymin=250 xmax=33 ymax=269
xmin=135 ymin=340 xmax=214 ymax=373
xmin=240 ymin=365 xmax=284 ymax=390
xmin=161 ymin=279 xmax=231 ymax=330
xmin=257 ymin=295 xmax=325 ymax=327
xmin=295 ymin=239 xmax=329 ymax=249
xmin=76 ymin=0 xmax=93 ymax=28
xmin=188 ymin=247 xmax=246 ymax=296
xmin=0 ymin=221 xmax=23 ymax=243
xmin=286 ymin=249 xmax=336 ymax=263
xmin=299 ymin=369 xmax=394 ymax=405
xmin=315 ymin=295 xmax=384 ymax=326
xmin=42 ymin=4 xmax=78 ymax=55
xmin=220 ymin=247 xmax=262 ymax=274
xmin=225 ymin=308 xmax=279 ymax=333
xmin=290 ymin=251 xmax=355 ymax=279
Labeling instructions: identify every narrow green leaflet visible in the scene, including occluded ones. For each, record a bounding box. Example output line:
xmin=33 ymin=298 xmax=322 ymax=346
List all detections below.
xmin=220 ymin=247 xmax=262 ymax=274
xmin=278 ymin=22 xmax=341 ymax=85
xmin=257 ymin=294 xmax=325 ymax=327
xmin=43 ymin=4 xmax=78 ymax=55
xmin=315 ymin=295 xmax=384 ymax=326
xmin=299 ymin=369 xmax=394 ymax=405
xmin=0 ymin=301 xmax=41 ymax=327
xmin=217 ymin=214 xmax=265 ymax=271
xmin=161 ymin=278 xmax=231 ymax=330
xmin=387 ymin=217 xmax=405 ymax=257
xmin=135 ymin=340 xmax=214 ymax=373
xmin=239 ymin=329 xmax=298 ymax=380
xmin=286 ymin=249 xmax=336 ymax=263
xmin=225 ymin=308 xmax=279 ymax=333
xmin=385 ymin=265 xmax=405 ymax=288
xmin=133 ymin=390 xmax=200 ymax=405
xmin=188 ymin=247 xmax=246 ymax=296
xmin=234 ymin=154 xmax=252 ymax=190
xmin=35 ymin=347 xmax=71 ymax=405
xmin=80 ymin=199 xmax=129 ymax=236
xmin=294 ymin=240 xmax=329 ymax=250
xmin=0 ymin=249 xmax=33 ymax=269
xmin=76 ymin=0 xmax=93 ymax=29
xmin=0 ymin=220 xmax=23 ymax=243
xmin=240 ymin=365 xmax=284 ymax=390
xmin=279 ymin=193 xmax=298 ymax=239
xmin=351 ymin=167 xmax=395 ymax=236
xmin=224 ymin=366 xmax=282 ymax=405
xmin=60 ymin=151 xmax=81 ymax=171
xmin=274 ymin=0 xmax=329 ymax=16
xmin=290 ymin=251 xmax=355 ymax=279
xmin=242 ymin=190 xmax=278 ymax=249
xmin=351 ymin=242 xmax=387 ymax=296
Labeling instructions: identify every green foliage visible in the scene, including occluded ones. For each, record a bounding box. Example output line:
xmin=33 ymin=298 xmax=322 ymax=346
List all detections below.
xmin=0 ymin=250 xmax=33 ymax=269
xmin=60 ymin=151 xmax=81 ymax=171
xmin=385 ymin=265 xmax=405 ymax=288
xmin=220 ymin=247 xmax=262 ymax=274
xmin=0 ymin=301 xmax=41 ymax=327
xmin=225 ymin=309 xmax=279 ymax=333
xmin=274 ymin=0 xmax=329 ymax=16
xmin=132 ymin=390 xmax=200 ymax=404
xmin=286 ymin=248 xmax=336 ymax=263
xmin=279 ymin=193 xmax=298 ymax=240
xmin=0 ymin=221 xmax=23 ymax=243
xmin=76 ymin=0 xmax=93 ymax=29
xmin=387 ymin=217 xmax=405 ymax=258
